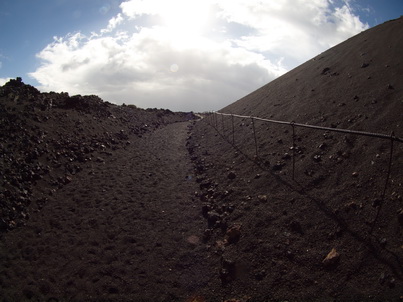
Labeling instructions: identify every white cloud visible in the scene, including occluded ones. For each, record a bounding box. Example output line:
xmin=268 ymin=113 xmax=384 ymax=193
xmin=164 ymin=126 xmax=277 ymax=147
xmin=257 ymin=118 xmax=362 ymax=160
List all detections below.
xmin=101 ymin=13 xmax=124 ymax=33
xmin=0 ymin=77 xmax=11 ymax=86
xmin=217 ymin=0 xmax=368 ymax=68
xmin=29 ymin=0 xmax=369 ymax=111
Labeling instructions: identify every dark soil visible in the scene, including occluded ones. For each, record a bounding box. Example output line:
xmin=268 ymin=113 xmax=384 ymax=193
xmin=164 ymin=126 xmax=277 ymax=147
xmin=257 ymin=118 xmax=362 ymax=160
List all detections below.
xmin=1 ymin=17 xmax=403 ymax=302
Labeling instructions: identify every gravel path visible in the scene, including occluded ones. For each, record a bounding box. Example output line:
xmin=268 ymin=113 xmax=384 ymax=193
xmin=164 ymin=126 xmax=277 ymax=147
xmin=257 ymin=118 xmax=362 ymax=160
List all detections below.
xmin=0 ymin=121 xmax=213 ymax=301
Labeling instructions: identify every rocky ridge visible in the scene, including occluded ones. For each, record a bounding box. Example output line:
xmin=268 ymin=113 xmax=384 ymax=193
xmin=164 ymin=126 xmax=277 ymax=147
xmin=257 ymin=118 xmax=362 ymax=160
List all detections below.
xmin=0 ymin=78 xmax=195 ymax=234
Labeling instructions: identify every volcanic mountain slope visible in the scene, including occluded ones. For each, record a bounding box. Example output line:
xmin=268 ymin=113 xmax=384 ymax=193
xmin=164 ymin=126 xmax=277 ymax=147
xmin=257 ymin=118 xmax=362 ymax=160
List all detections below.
xmin=189 ymin=17 xmax=403 ymax=300
xmin=223 ymin=17 xmax=402 ymax=134
xmin=0 ymin=17 xmax=402 ymax=302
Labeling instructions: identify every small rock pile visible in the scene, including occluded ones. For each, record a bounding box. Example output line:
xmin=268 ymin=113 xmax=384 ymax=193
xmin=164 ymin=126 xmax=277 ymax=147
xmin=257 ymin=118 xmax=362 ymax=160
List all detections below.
xmin=187 ymin=131 xmax=243 ymax=287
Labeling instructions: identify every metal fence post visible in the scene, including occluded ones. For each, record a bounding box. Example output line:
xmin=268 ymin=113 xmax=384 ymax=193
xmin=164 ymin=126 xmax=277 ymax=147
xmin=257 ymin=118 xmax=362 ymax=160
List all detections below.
xmin=231 ymin=114 xmax=235 ymax=145
xmin=371 ymin=131 xmax=395 ymax=233
xmin=205 ymin=112 xmax=402 ymax=189
xmin=221 ymin=114 xmax=225 ymax=135
xmin=291 ymin=122 xmax=296 ymax=180
xmin=251 ymin=116 xmax=258 ymax=158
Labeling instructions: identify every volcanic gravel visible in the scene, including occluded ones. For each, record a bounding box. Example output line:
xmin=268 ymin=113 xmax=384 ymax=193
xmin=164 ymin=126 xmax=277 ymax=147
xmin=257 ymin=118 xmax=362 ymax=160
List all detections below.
xmin=1 ymin=17 xmax=403 ymax=302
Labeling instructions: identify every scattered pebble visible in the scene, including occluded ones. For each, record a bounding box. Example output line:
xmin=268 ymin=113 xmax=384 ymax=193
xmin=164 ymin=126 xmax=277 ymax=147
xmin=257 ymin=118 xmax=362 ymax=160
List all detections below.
xmin=225 ymin=224 xmax=241 ymax=244
xmin=321 ymin=67 xmax=330 ymax=74
xmin=323 ymin=248 xmax=340 ymax=267
xmin=227 ymin=171 xmax=236 ymax=180
xmin=257 ymin=195 xmax=268 ymax=203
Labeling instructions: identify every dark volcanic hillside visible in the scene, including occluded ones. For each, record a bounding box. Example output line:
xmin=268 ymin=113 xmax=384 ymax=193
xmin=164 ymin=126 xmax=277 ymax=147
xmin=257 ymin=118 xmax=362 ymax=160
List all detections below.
xmin=0 ymin=18 xmax=402 ymax=302
xmin=189 ymin=17 xmax=403 ymax=300
xmin=223 ymin=17 xmax=402 ymax=136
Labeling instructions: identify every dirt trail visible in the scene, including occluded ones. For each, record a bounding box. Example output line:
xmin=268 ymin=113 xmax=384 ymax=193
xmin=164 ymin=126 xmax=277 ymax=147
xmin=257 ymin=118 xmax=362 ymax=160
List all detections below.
xmin=0 ymin=121 xmax=213 ymax=301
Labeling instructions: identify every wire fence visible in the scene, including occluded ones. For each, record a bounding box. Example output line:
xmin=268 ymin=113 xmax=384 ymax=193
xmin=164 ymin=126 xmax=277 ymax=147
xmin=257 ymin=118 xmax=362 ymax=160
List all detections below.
xmin=205 ymin=111 xmax=402 ymax=232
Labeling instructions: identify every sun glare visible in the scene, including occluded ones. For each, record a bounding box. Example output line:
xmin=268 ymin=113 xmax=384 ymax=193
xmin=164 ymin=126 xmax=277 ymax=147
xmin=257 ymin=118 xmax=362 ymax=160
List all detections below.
xmin=159 ymin=0 xmax=211 ymax=39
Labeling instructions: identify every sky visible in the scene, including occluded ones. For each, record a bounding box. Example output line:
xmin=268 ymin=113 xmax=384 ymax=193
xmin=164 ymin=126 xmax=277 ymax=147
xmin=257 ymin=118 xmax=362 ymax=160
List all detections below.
xmin=0 ymin=0 xmax=402 ymax=112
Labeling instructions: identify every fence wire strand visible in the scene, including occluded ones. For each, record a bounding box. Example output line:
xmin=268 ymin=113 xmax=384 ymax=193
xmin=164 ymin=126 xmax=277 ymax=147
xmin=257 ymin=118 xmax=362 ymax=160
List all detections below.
xmin=212 ymin=112 xmax=403 ymax=143
xmin=206 ymin=111 xmax=402 ymax=235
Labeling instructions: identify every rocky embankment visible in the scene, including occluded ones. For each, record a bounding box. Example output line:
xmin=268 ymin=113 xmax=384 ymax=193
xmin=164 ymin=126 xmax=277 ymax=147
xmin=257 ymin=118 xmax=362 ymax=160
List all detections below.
xmin=0 ymin=78 xmax=195 ymax=234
